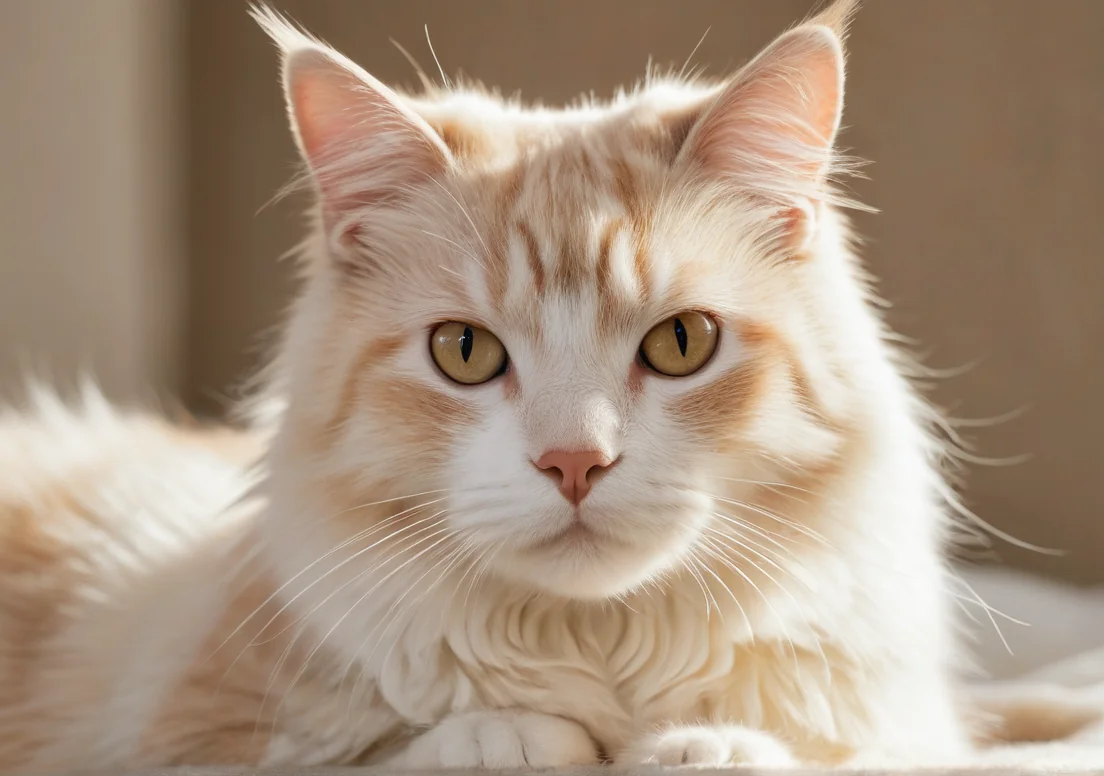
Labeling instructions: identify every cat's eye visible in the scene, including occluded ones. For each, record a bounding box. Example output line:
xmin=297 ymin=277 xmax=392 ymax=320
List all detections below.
xmin=639 ymin=312 xmax=719 ymax=377
xmin=430 ymin=322 xmax=508 ymax=385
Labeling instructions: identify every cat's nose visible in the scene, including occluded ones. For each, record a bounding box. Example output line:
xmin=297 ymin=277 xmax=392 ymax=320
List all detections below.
xmin=534 ymin=450 xmax=617 ymax=505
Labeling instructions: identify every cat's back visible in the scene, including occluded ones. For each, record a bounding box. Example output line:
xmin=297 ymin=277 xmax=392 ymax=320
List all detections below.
xmin=0 ymin=388 xmax=262 ymax=770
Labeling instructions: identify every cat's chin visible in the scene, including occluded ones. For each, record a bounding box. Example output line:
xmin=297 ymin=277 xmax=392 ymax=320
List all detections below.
xmin=492 ymin=529 xmax=687 ymax=600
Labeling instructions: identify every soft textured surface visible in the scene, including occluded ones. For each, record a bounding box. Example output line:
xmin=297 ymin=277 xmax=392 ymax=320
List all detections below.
xmin=954 ymin=566 xmax=1104 ymax=768
xmin=48 ymin=769 xmax=1104 ymax=775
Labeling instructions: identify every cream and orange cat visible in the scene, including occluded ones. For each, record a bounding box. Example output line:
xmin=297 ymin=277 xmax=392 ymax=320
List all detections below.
xmin=0 ymin=1 xmax=976 ymax=770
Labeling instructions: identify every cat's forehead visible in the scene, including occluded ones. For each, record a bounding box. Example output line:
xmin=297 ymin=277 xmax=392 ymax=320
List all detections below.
xmin=384 ymin=83 xmax=750 ymax=344
xmin=409 ymin=79 xmax=719 ymax=166
xmin=439 ymin=114 xmax=690 ymax=319
xmin=469 ymin=149 xmax=674 ymax=342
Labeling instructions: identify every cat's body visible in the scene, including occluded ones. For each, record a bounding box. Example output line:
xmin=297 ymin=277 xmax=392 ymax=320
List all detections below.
xmin=0 ymin=388 xmax=966 ymax=770
xmin=0 ymin=2 xmax=978 ymax=770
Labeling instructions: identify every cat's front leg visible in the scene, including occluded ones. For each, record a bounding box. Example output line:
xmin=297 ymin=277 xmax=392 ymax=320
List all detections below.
xmin=619 ymin=724 xmax=796 ymax=768
xmin=385 ymin=709 xmax=599 ymax=769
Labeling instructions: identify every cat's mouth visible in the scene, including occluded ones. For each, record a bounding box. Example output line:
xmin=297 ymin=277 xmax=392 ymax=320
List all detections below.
xmin=538 ymin=520 xmax=596 ymax=548
xmin=530 ymin=512 xmax=624 ymax=553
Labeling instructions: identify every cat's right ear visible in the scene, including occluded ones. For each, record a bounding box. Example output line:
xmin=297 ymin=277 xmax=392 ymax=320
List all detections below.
xmin=252 ymin=7 xmax=452 ymax=244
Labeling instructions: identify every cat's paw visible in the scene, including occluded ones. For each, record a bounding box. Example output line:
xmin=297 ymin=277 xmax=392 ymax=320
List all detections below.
xmin=391 ymin=709 xmax=599 ymax=768
xmin=619 ymin=724 xmax=795 ymax=767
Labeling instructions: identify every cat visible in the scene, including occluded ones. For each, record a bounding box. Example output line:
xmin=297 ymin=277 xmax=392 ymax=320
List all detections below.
xmin=0 ymin=0 xmax=979 ymax=769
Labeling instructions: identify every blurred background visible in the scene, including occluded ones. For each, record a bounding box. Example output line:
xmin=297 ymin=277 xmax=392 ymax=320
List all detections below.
xmin=1 ymin=0 xmax=1101 ymax=583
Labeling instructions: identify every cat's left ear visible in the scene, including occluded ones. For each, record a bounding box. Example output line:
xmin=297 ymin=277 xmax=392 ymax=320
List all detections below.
xmin=676 ymin=16 xmax=849 ymax=250
xmin=253 ymin=7 xmax=452 ymax=245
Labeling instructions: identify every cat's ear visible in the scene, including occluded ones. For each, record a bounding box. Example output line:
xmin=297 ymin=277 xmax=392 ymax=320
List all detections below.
xmin=253 ymin=7 xmax=451 ymax=242
xmin=676 ymin=19 xmax=848 ymax=249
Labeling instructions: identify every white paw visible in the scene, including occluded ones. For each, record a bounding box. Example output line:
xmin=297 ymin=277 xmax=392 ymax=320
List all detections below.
xmin=620 ymin=724 xmax=795 ymax=767
xmin=393 ymin=709 xmax=599 ymax=769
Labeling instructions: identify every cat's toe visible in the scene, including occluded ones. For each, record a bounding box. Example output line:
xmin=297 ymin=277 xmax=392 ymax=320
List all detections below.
xmin=397 ymin=709 xmax=598 ymax=769
xmin=621 ymin=725 xmax=795 ymax=767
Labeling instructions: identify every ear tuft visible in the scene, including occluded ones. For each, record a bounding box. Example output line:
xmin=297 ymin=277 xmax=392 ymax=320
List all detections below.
xmin=249 ymin=4 xmax=320 ymax=58
xmin=676 ymin=21 xmax=849 ymax=250
xmin=250 ymin=4 xmax=451 ymax=244
xmin=802 ymin=0 xmax=860 ymax=46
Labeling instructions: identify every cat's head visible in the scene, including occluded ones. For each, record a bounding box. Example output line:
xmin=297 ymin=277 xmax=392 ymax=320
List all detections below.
xmin=258 ymin=3 xmax=865 ymax=600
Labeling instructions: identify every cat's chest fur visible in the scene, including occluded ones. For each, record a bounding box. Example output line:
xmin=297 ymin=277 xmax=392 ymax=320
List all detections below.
xmin=361 ymin=578 xmax=866 ymax=760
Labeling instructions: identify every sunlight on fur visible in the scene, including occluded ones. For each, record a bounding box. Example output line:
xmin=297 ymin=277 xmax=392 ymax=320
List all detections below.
xmin=0 ymin=0 xmax=1002 ymax=769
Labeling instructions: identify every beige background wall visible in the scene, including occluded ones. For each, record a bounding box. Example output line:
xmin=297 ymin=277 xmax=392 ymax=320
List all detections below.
xmin=0 ymin=0 xmax=185 ymax=402
xmin=2 ymin=2 xmax=1102 ymax=583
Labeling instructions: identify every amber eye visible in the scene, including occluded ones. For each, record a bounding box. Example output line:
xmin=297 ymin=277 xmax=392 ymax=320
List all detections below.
xmin=430 ymin=322 xmax=508 ymax=385
xmin=639 ymin=312 xmax=719 ymax=377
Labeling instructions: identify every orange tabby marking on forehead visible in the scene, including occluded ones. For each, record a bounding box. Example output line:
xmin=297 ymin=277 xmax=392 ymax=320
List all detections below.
xmin=610 ymin=153 xmax=664 ymax=247
xmin=631 ymin=229 xmax=652 ymax=304
xmin=515 ymin=220 xmax=544 ymax=297
xmin=480 ymin=171 xmax=526 ymax=313
xmin=550 ymin=215 xmax=590 ymax=297
xmin=595 ymin=218 xmax=635 ymax=335
xmin=611 ymin=157 xmax=644 ymax=226
xmin=595 ymin=217 xmax=621 ymax=307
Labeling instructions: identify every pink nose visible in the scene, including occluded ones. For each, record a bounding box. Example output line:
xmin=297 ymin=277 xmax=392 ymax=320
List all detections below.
xmin=535 ymin=450 xmax=615 ymax=505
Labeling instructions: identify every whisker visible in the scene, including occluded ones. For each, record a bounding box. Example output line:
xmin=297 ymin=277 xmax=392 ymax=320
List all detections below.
xmin=331 ymin=489 xmax=449 ymax=517
xmin=427 ymin=178 xmax=490 ymax=258
xmin=698 ymin=534 xmax=799 ymax=671
xmin=709 ymin=493 xmax=832 ymax=548
xmin=347 ymin=539 xmax=473 ymax=706
xmin=710 ymin=510 xmax=804 ymax=558
xmin=684 ymin=548 xmax=723 ymax=624
xmin=456 ymin=540 xmax=494 ymax=614
xmin=268 ymin=520 xmax=456 ymax=728
xmin=714 ymin=476 xmax=818 ymax=502
xmin=463 ymin=543 xmax=500 ymax=614
xmin=232 ymin=512 xmax=449 ymax=713
xmin=417 ymin=229 xmax=486 ymax=269
xmin=686 ymin=542 xmax=755 ymax=640
xmin=211 ymin=497 xmax=447 ymax=667
xmin=704 ymin=523 xmax=809 ymax=591
xmin=237 ymin=503 xmax=446 ymax=650
xmin=949 ymin=574 xmax=1021 ymax=654
xmin=706 ymin=529 xmax=831 ymax=682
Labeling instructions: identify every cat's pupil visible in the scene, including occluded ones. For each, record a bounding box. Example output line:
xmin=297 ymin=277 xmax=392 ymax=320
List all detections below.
xmin=673 ymin=318 xmax=688 ymax=357
xmin=460 ymin=326 xmax=474 ymax=363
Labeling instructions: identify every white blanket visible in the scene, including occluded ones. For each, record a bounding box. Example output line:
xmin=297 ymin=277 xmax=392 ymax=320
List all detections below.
xmin=960 ymin=565 xmax=1104 ymax=767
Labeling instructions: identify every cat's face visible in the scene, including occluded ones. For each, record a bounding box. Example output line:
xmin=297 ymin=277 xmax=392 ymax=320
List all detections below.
xmin=263 ymin=12 xmax=850 ymax=599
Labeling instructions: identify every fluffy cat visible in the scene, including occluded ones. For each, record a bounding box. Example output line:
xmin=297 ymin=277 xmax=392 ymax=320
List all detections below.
xmin=0 ymin=0 xmax=978 ymax=769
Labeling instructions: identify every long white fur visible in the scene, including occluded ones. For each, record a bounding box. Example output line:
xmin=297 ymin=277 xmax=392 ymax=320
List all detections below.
xmin=0 ymin=2 xmax=979 ymax=770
